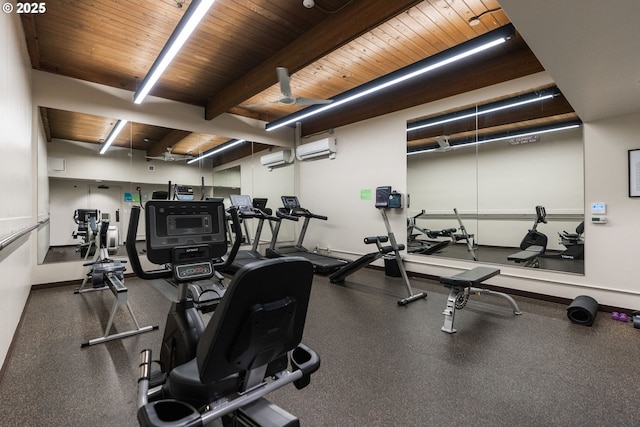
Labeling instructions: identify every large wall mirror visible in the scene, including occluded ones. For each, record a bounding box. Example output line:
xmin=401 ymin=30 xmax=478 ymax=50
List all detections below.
xmin=40 ymin=108 xmax=294 ymax=265
xmin=407 ymin=85 xmax=584 ymax=274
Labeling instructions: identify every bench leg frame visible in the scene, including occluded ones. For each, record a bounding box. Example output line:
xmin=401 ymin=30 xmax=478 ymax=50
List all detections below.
xmin=441 ymin=286 xmax=522 ymax=334
xmin=79 ymin=275 xmax=158 ymax=347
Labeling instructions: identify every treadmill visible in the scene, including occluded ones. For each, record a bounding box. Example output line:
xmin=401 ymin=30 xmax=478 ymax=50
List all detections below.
xmin=226 ymin=195 xmax=279 ymax=273
xmin=265 ymin=196 xmax=349 ymax=274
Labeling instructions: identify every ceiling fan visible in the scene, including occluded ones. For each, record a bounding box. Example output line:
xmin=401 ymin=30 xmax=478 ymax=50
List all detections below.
xmin=246 ymin=67 xmax=333 ymax=107
xmin=146 ymin=147 xmax=194 ymax=162
xmin=435 ymin=136 xmax=453 ymax=152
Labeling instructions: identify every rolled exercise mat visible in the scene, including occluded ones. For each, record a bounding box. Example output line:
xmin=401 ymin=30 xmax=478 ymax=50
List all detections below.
xmin=567 ymin=295 xmax=599 ymax=326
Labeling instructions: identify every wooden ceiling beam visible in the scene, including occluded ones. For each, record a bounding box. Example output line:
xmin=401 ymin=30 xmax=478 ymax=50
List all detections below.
xmin=39 ymin=107 xmax=51 ymax=142
xmin=147 ymin=129 xmax=192 ymax=157
xmin=20 ymin=15 xmax=40 ymax=68
xmin=204 ymin=0 xmax=424 ymax=120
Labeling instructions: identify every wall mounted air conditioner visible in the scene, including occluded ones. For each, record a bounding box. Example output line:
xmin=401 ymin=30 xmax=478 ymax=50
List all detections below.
xmin=260 ymin=149 xmax=294 ymax=170
xmin=296 ymin=137 xmax=337 ymax=160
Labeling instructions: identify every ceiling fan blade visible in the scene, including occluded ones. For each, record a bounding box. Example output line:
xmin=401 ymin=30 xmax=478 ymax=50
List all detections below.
xmin=276 ymin=67 xmax=293 ymax=99
xmin=243 ymin=100 xmax=282 ymax=108
xmin=294 ymin=97 xmax=334 ymax=106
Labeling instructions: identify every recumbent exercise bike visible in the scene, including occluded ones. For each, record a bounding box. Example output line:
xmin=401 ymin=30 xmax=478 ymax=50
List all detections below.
xmin=136 ymin=199 xmax=320 ymax=427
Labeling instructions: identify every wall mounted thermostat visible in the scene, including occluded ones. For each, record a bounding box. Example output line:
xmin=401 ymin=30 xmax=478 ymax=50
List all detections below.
xmin=591 ymin=202 xmax=607 ymax=224
xmin=591 ymin=202 xmax=606 ymax=215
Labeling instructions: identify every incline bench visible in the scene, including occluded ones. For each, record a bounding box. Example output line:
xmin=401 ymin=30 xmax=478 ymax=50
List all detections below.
xmin=439 ymin=266 xmax=522 ymax=333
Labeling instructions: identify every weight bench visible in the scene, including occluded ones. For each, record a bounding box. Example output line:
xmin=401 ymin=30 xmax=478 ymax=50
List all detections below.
xmin=507 ymin=245 xmax=544 ymax=268
xmin=75 ymin=260 xmax=158 ymax=347
xmin=439 ymin=266 xmax=522 ymax=333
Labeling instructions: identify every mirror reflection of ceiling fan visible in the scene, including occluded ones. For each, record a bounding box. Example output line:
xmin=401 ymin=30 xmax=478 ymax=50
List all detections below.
xmin=246 ymin=67 xmax=334 ymax=107
xmin=435 ymin=136 xmax=454 ymax=152
xmin=146 ymin=147 xmax=194 ymax=162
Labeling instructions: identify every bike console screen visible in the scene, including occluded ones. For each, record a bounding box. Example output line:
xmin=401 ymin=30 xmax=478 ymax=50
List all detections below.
xmin=145 ymin=200 xmax=227 ymax=265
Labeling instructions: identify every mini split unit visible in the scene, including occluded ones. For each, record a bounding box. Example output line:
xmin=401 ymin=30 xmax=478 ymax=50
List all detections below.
xmin=260 ymin=149 xmax=294 ymax=170
xmin=296 ymin=137 xmax=337 ymax=160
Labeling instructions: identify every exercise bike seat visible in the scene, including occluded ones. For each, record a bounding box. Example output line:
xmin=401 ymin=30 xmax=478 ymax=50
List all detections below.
xmin=145 ymin=257 xmax=319 ymax=418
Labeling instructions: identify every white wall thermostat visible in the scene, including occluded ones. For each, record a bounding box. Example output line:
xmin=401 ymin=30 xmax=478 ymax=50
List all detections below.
xmin=591 ymin=202 xmax=607 ymax=224
xmin=591 ymin=202 xmax=606 ymax=215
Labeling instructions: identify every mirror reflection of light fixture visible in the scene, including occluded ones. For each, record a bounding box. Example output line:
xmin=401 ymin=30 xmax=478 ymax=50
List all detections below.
xmin=266 ymin=24 xmax=515 ymax=132
xmin=407 ymin=88 xmax=559 ymax=133
xmin=187 ymin=139 xmax=245 ymax=164
xmin=99 ymin=119 xmax=128 ymax=154
xmin=134 ymin=0 xmax=215 ymax=104
xmin=407 ymin=122 xmax=582 ymax=156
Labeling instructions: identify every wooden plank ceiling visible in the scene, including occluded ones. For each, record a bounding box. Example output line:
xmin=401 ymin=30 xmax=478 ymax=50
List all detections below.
xmin=22 ymin=0 xmax=576 ymax=164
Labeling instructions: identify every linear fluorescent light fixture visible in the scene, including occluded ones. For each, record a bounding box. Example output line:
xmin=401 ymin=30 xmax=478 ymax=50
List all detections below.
xmin=133 ymin=0 xmax=215 ymax=104
xmin=407 ymin=121 xmax=581 ymax=156
xmin=407 ymin=88 xmax=560 ymax=132
xmin=266 ymin=24 xmax=515 ymax=132
xmin=187 ymin=139 xmax=245 ymax=164
xmin=99 ymin=119 xmax=128 ymax=154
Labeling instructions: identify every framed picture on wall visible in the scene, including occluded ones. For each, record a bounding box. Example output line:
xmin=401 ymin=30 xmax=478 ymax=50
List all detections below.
xmin=629 ymin=149 xmax=640 ymax=197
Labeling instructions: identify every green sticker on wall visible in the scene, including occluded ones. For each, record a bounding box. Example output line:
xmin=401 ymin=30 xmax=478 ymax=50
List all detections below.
xmin=360 ymin=189 xmax=372 ymax=200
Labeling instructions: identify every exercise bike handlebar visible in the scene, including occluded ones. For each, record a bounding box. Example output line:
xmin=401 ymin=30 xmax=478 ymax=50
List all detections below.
xmin=125 ymin=205 xmax=173 ymax=281
xmin=215 ymin=206 xmax=242 ymax=272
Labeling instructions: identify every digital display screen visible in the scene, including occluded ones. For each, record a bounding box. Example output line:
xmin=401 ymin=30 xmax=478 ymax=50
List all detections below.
xmin=145 ymin=200 xmax=227 ymax=264
xmin=282 ymin=196 xmax=299 ymax=209
xmin=175 ymin=217 xmax=203 ymax=229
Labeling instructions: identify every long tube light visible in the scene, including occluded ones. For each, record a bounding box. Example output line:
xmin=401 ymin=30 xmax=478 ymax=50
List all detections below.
xmin=407 ymin=122 xmax=581 ymax=156
xmin=187 ymin=139 xmax=245 ymax=164
xmin=99 ymin=119 xmax=128 ymax=154
xmin=407 ymin=91 xmax=557 ymax=132
xmin=134 ymin=0 xmax=215 ymax=104
xmin=266 ymin=24 xmax=515 ymax=132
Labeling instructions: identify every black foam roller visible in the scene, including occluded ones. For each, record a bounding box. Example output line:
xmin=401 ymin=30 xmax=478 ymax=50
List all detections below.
xmin=567 ymin=295 xmax=598 ymax=326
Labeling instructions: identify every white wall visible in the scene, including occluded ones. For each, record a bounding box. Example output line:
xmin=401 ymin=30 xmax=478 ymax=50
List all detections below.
xmin=295 ymin=72 xmax=640 ymax=309
xmin=0 ymin=11 xmax=38 ymax=369
xmin=212 ymin=147 xmax=296 ymax=244
xmin=408 ymin=127 xmax=584 ymax=250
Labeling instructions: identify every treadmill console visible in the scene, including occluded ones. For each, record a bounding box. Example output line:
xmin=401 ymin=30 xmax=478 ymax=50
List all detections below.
xmin=252 ymin=198 xmax=268 ymax=212
xmin=174 ymin=185 xmax=194 ymax=201
xmin=230 ymin=194 xmax=255 ymax=216
xmin=281 ymin=196 xmax=308 ymax=216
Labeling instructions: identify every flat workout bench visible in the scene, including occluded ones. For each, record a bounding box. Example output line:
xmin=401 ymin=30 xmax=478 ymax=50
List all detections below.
xmin=507 ymin=245 xmax=544 ymax=268
xmin=439 ymin=266 xmax=521 ymax=333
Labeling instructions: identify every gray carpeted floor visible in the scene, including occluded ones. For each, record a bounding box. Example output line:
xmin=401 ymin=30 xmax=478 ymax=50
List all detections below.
xmin=1 ymin=267 xmax=638 ymax=426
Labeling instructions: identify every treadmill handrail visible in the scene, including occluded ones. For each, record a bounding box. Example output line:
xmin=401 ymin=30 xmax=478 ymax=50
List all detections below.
xmin=276 ymin=209 xmax=300 ymax=222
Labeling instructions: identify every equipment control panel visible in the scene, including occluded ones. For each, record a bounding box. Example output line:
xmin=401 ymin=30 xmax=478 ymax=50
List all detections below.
xmin=174 ymin=261 xmax=213 ymax=281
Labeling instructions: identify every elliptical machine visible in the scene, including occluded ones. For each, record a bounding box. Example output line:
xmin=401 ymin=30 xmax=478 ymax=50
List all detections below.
xmin=72 ymin=209 xmax=99 ymax=259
